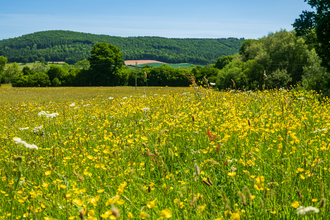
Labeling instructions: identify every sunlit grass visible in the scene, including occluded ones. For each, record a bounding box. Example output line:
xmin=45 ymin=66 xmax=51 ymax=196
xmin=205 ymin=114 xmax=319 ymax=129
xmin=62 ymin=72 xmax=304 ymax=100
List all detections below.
xmin=0 ymin=86 xmax=329 ymax=219
xmin=0 ymin=84 xmax=188 ymax=105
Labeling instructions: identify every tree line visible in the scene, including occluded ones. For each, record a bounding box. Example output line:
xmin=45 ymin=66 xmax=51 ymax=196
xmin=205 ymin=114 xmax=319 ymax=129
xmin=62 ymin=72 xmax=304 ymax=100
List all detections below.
xmin=0 ymin=29 xmax=329 ymax=93
xmin=1 ymin=0 xmax=329 ymax=93
xmin=0 ymin=30 xmax=244 ymax=65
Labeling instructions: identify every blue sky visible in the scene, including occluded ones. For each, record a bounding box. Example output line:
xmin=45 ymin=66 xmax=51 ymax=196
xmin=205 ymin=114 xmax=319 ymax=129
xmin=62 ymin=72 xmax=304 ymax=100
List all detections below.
xmin=0 ymin=0 xmax=313 ymax=40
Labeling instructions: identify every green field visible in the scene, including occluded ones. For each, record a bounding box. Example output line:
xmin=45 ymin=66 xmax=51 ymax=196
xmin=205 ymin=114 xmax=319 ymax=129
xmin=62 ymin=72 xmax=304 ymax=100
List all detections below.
xmin=127 ymin=63 xmax=202 ymax=69
xmin=6 ymin=62 xmax=64 ymax=71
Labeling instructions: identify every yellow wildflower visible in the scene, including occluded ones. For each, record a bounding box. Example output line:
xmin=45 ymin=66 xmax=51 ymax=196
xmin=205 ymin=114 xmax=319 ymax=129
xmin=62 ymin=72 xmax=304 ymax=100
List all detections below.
xmin=160 ymin=208 xmax=172 ymax=218
xmin=228 ymin=172 xmax=236 ymax=177
xmin=291 ymin=201 xmax=300 ymax=208
xmin=140 ymin=211 xmax=147 ymax=219
xmin=147 ymin=198 xmax=157 ymax=209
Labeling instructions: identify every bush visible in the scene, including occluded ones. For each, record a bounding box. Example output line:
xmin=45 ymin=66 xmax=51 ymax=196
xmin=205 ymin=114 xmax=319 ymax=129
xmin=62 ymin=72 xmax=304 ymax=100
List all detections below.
xmin=52 ymin=78 xmax=61 ymax=87
xmin=302 ymin=49 xmax=330 ymax=91
xmin=216 ymin=60 xmax=264 ymax=90
xmin=147 ymin=65 xmax=189 ymax=87
xmin=265 ymin=69 xmax=292 ymax=89
xmin=47 ymin=65 xmax=68 ymax=86
xmin=191 ymin=66 xmax=219 ymax=85
xmin=34 ymin=72 xmax=51 ymax=87
xmin=12 ymin=75 xmax=29 ymax=87
xmin=12 ymin=72 xmax=50 ymax=87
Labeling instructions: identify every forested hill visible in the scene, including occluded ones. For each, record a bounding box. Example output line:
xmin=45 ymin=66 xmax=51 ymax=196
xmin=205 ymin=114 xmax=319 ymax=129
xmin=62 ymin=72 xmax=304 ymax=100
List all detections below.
xmin=0 ymin=30 xmax=244 ymax=65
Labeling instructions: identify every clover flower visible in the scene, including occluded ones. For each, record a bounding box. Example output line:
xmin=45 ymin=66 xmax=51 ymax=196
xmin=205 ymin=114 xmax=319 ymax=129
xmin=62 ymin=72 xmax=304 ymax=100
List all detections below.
xmin=296 ymin=206 xmax=319 ymax=215
xmin=13 ymin=138 xmax=38 ymax=150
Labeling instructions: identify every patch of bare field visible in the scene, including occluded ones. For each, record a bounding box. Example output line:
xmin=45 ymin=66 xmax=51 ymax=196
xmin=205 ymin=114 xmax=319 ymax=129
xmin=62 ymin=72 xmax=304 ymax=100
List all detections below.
xmin=48 ymin=61 xmax=65 ymax=64
xmin=124 ymin=60 xmax=166 ymax=65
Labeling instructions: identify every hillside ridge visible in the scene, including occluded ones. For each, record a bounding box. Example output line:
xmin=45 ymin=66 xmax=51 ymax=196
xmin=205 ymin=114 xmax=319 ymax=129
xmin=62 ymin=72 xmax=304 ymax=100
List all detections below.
xmin=0 ymin=30 xmax=245 ymax=65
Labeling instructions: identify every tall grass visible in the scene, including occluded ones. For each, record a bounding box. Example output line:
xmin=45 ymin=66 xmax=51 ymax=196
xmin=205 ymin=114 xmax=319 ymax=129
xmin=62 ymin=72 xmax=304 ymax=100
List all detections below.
xmin=0 ymin=86 xmax=329 ymax=219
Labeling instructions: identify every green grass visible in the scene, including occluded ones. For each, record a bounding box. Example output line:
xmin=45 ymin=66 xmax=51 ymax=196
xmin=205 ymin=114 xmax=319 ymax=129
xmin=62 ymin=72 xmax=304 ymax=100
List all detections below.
xmin=0 ymin=84 xmax=189 ymax=105
xmin=0 ymin=86 xmax=329 ymax=219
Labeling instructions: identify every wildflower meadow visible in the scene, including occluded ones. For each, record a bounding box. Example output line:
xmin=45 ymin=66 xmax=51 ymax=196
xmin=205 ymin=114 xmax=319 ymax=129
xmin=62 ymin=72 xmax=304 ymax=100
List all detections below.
xmin=0 ymin=85 xmax=329 ymax=219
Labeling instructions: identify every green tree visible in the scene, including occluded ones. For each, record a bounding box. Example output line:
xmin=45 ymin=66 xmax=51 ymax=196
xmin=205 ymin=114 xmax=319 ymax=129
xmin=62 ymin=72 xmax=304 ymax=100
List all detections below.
xmin=33 ymin=72 xmax=51 ymax=87
xmin=264 ymin=69 xmax=292 ymax=89
xmin=240 ymin=30 xmax=309 ymax=84
xmin=302 ymin=49 xmax=330 ymax=91
xmin=214 ymin=55 xmax=233 ymax=70
xmin=12 ymin=75 xmax=29 ymax=87
xmin=3 ymin=62 xmax=20 ymax=83
xmin=216 ymin=60 xmax=264 ymax=90
xmin=239 ymin=39 xmax=258 ymax=61
xmin=216 ymin=61 xmax=247 ymax=90
xmin=0 ymin=56 xmax=8 ymax=84
xmin=22 ymin=66 xmax=34 ymax=76
xmin=31 ymin=62 xmax=48 ymax=73
xmin=191 ymin=66 xmax=219 ymax=85
xmin=46 ymin=65 xmax=68 ymax=86
xmin=74 ymin=59 xmax=90 ymax=70
xmin=88 ymin=42 xmax=124 ymax=86
xmin=293 ymin=0 xmax=330 ymax=71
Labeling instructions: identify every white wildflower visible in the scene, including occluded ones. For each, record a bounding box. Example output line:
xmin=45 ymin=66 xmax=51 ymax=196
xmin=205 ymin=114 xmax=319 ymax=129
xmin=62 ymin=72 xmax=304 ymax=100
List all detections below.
xmin=122 ymin=97 xmax=127 ymax=99
xmin=19 ymin=127 xmax=29 ymax=130
xmin=228 ymin=158 xmax=237 ymax=163
xmin=209 ymin=82 xmax=216 ymax=86
xmin=69 ymin=102 xmax=76 ymax=107
xmin=296 ymin=206 xmax=319 ymax=215
xmin=313 ymin=128 xmax=328 ymax=133
xmin=31 ymin=126 xmax=42 ymax=133
xmin=108 ymin=97 xmax=114 ymax=100
xmin=38 ymin=111 xmax=59 ymax=118
xmin=13 ymin=138 xmax=38 ymax=150
xmin=38 ymin=111 xmax=48 ymax=116
xmin=142 ymin=107 xmax=150 ymax=112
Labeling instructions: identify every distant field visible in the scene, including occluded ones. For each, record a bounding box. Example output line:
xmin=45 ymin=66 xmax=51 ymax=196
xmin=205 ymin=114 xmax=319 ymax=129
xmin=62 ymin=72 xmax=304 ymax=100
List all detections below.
xmin=125 ymin=60 xmax=165 ymax=65
xmin=7 ymin=62 xmax=64 ymax=71
xmin=125 ymin=60 xmax=201 ymax=69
